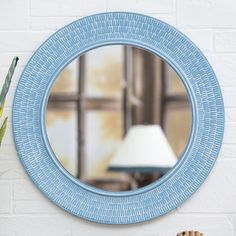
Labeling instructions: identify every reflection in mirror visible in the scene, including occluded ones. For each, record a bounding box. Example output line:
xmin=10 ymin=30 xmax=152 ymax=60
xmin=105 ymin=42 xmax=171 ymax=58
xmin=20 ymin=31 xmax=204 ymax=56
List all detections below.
xmin=46 ymin=45 xmax=192 ymax=192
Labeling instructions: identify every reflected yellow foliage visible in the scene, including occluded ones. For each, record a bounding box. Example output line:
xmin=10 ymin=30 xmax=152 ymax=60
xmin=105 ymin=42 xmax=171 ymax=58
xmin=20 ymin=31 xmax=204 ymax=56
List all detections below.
xmin=59 ymin=156 xmax=69 ymax=170
xmin=168 ymin=66 xmax=186 ymax=94
xmin=98 ymin=111 xmax=122 ymax=143
xmin=46 ymin=110 xmax=74 ymax=126
xmin=51 ymin=68 xmax=76 ymax=94
xmin=166 ymin=109 xmax=192 ymax=158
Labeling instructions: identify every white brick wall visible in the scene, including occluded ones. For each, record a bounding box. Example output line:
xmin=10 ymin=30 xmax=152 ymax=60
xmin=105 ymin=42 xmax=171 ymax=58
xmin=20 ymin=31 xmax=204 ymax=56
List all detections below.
xmin=0 ymin=0 xmax=236 ymax=235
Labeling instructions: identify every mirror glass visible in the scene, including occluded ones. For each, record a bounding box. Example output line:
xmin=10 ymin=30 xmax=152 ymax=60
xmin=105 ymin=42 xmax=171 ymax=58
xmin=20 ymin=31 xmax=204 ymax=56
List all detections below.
xmin=46 ymin=45 xmax=192 ymax=192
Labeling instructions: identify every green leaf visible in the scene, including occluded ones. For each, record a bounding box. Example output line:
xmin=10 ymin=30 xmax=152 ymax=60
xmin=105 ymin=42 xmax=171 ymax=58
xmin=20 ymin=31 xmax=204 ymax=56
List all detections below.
xmin=0 ymin=117 xmax=8 ymax=146
xmin=0 ymin=57 xmax=19 ymax=110
xmin=0 ymin=101 xmax=5 ymax=118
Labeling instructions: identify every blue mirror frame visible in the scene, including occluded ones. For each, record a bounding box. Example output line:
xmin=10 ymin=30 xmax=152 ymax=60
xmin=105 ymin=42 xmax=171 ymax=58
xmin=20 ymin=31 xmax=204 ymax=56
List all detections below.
xmin=13 ymin=12 xmax=224 ymax=224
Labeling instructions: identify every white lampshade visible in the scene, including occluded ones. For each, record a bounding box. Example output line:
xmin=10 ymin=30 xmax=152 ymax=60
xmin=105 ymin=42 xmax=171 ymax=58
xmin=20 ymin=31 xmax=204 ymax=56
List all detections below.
xmin=108 ymin=125 xmax=177 ymax=173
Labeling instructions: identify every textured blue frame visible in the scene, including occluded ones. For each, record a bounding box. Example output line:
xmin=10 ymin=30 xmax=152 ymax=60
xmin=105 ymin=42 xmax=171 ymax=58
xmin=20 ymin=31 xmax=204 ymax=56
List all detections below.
xmin=12 ymin=12 xmax=224 ymax=224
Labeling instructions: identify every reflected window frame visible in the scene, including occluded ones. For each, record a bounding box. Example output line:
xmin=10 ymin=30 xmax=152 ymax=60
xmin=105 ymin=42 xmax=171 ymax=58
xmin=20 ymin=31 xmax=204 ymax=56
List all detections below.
xmin=47 ymin=45 xmax=191 ymax=191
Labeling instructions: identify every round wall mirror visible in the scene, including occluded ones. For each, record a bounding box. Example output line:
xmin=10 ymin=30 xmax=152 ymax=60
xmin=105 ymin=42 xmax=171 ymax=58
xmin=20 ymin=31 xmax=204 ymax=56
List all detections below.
xmin=45 ymin=45 xmax=192 ymax=192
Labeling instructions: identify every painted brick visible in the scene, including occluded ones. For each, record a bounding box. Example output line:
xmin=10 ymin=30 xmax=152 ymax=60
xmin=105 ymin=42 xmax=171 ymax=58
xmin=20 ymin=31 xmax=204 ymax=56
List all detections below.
xmin=30 ymin=17 xmax=78 ymax=30
xmin=206 ymin=54 xmax=236 ymax=87
xmin=149 ymin=14 xmax=176 ymax=27
xmin=0 ymin=161 xmax=27 ymax=180
xmin=0 ymin=31 xmax=52 ymax=53
xmin=29 ymin=14 xmax=176 ymax=30
xmin=224 ymin=123 xmax=236 ymax=144
xmin=219 ymin=144 xmax=236 ymax=159
xmin=0 ymin=53 xmax=31 ymax=68
xmin=221 ymin=87 xmax=236 ymax=108
xmin=106 ymin=0 xmax=138 ymax=12
xmin=178 ymin=160 xmax=236 ymax=213
xmin=31 ymin=0 xmax=106 ymax=17
xmin=0 ymin=144 xmax=17 ymax=160
xmin=225 ymin=108 xmax=236 ymax=123
xmin=136 ymin=0 xmax=175 ymax=14
xmin=180 ymin=30 xmax=213 ymax=52
xmin=215 ymin=31 xmax=236 ymax=52
xmin=0 ymin=214 xmax=233 ymax=236
xmin=0 ymin=0 xmax=235 ymax=235
xmin=13 ymin=180 xmax=44 ymax=201
xmin=13 ymin=200 xmax=60 ymax=214
xmin=106 ymin=0 xmax=174 ymax=14
xmin=0 ymin=182 xmax=11 ymax=213
xmin=177 ymin=0 xmax=236 ymax=28
xmin=0 ymin=0 xmax=30 ymax=30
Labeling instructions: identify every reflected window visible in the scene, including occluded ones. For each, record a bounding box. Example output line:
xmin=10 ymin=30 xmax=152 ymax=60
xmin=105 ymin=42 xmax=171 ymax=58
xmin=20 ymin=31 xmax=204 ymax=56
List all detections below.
xmin=46 ymin=45 xmax=191 ymax=191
